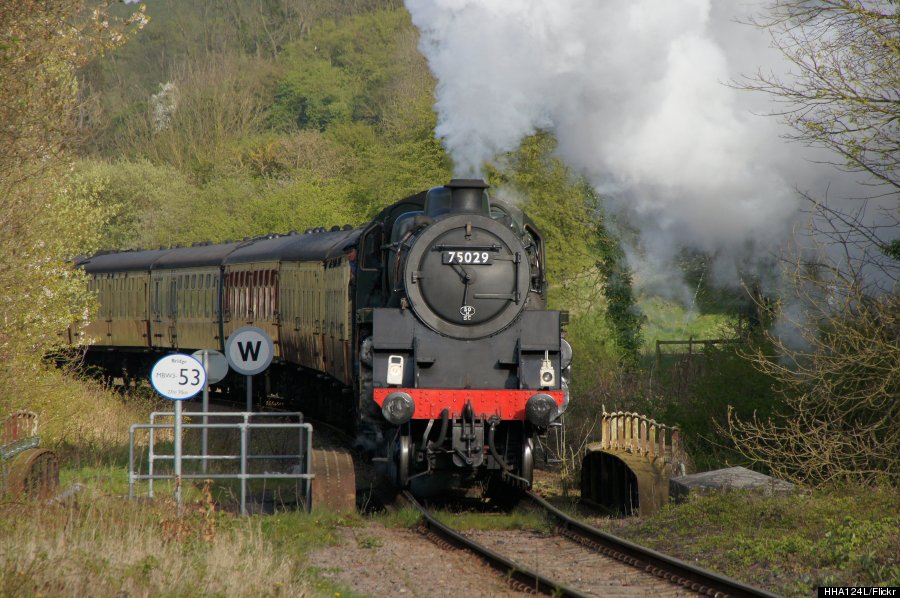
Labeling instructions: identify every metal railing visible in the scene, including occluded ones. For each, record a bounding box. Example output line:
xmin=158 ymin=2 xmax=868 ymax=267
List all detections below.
xmin=600 ymin=410 xmax=681 ymax=463
xmin=129 ymin=411 xmax=313 ymax=515
xmin=2 ymin=411 xmax=40 ymax=496
xmin=1 ymin=410 xmax=39 ymax=461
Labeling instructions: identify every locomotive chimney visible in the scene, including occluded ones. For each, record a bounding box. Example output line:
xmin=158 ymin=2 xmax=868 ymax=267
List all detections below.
xmin=446 ymin=179 xmax=489 ymax=215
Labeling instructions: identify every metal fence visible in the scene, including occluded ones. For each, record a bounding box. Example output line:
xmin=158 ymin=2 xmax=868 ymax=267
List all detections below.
xmin=129 ymin=411 xmax=313 ymax=515
xmin=655 ymin=337 xmax=740 ymax=368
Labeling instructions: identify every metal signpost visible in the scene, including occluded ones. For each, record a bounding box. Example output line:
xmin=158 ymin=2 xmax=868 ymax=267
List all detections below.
xmin=224 ymin=326 xmax=274 ymax=412
xmin=150 ymin=354 xmax=206 ymax=511
xmin=191 ymin=349 xmax=228 ymax=473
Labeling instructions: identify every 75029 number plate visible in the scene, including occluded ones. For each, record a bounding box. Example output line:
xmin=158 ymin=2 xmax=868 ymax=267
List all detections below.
xmin=442 ymin=250 xmax=493 ymax=265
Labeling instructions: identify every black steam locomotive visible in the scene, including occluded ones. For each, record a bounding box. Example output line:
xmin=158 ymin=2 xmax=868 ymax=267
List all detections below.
xmin=70 ymin=179 xmax=570 ymax=490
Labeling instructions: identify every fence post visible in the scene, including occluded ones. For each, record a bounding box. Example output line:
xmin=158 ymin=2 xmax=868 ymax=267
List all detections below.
xmin=128 ymin=425 xmax=135 ymax=499
xmin=148 ymin=415 xmax=156 ymax=498
xmin=240 ymin=419 xmax=248 ymax=516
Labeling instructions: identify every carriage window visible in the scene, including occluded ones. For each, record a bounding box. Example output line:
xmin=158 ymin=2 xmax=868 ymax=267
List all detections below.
xmin=213 ymin=276 xmax=219 ymax=316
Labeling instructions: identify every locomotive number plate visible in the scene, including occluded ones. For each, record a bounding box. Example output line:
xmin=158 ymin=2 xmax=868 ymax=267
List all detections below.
xmin=442 ymin=251 xmax=493 ymax=265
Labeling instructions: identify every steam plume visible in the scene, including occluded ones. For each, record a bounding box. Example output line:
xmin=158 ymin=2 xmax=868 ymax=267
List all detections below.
xmin=406 ymin=0 xmax=861 ymax=295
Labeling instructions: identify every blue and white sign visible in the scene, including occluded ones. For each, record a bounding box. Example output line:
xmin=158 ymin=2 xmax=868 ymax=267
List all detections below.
xmin=151 ymin=354 xmax=207 ymax=400
xmin=225 ymin=326 xmax=274 ymax=376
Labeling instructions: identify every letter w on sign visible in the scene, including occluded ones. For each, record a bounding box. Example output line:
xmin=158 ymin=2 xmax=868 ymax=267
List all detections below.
xmin=238 ymin=341 xmax=261 ymax=362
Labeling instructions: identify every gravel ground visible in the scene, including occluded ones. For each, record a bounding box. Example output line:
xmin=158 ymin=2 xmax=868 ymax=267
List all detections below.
xmin=465 ymin=529 xmax=700 ymax=598
xmin=306 ymin=522 xmax=525 ymax=597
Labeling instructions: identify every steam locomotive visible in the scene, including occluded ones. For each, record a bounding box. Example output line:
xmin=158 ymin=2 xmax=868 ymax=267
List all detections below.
xmin=70 ymin=179 xmax=570 ymax=491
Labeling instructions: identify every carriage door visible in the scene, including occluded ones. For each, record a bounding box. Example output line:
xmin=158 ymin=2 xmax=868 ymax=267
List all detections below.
xmin=150 ymin=275 xmax=163 ymax=348
xmin=168 ymin=276 xmax=178 ymax=348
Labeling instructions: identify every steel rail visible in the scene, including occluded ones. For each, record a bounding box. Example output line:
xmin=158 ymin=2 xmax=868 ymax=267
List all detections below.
xmin=400 ymin=490 xmax=590 ymax=597
xmin=526 ymin=490 xmax=782 ymax=598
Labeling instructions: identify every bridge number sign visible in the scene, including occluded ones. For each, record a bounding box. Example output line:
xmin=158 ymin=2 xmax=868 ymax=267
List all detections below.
xmin=151 ymin=354 xmax=207 ymax=400
xmin=225 ymin=326 xmax=274 ymax=376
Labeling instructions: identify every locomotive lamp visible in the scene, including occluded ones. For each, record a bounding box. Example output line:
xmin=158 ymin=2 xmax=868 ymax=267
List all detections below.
xmin=539 ymin=350 xmax=555 ymax=388
xmin=382 ymin=391 xmax=415 ymax=425
xmin=386 ymin=355 xmax=404 ymax=386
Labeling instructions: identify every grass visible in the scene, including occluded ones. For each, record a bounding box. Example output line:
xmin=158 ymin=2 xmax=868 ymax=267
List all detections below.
xmin=431 ymin=507 xmax=550 ymax=533
xmin=639 ymin=295 xmax=734 ymax=347
xmin=589 ymin=485 xmax=900 ymax=597
xmin=0 ymin=487 xmax=309 ymax=597
xmin=371 ymin=501 xmax=552 ymax=534
xmin=2 ymin=457 xmax=368 ymax=597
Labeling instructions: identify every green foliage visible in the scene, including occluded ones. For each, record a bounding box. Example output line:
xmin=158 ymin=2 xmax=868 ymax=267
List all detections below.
xmin=374 ymin=506 xmax=422 ymax=529
xmin=271 ymin=11 xmax=423 ymax=131
xmin=71 ymin=160 xmax=196 ymax=249
xmin=423 ymin=508 xmax=549 ymax=533
xmin=640 ymin=297 xmax=734 ymax=344
xmin=260 ymin=509 xmax=362 ymax=560
xmin=271 ymin=58 xmax=360 ymax=130
xmin=676 ymin=249 xmax=761 ymax=316
xmin=0 ymin=2 xmax=146 ymax=362
xmin=598 ymin=485 xmax=900 ymax=596
xmin=80 ymin=7 xmax=450 ymax=247
xmin=657 ymin=343 xmax=780 ymax=471
xmin=884 ymin=239 xmax=900 ymax=261
xmin=87 ymin=0 xmax=402 ymax=148
xmin=240 ymin=176 xmax=368 ymax=235
xmin=595 ymin=215 xmax=643 ymax=366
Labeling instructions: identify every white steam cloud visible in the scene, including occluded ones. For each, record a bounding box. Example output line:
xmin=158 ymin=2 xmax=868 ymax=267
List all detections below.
xmin=406 ymin=0 xmax=860 ymax=297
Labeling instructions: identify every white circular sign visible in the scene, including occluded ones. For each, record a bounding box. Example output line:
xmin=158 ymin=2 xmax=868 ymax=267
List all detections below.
xmin=191 ymin=349 xmax=229 ymax=384
xmin=225 ymin=326 xmax=274 ymax=376
xmin=151 ymin=354 xmax=207 ymax=400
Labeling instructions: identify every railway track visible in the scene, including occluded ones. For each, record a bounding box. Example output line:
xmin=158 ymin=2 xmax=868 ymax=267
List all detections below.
xmin=402 ymin=489 xmax=780 ymax=598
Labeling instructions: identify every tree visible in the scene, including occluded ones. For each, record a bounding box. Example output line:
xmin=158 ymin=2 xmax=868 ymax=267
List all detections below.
xmin=728 ymin=207 xmax=898 ymax=485
xmin=726 ymin=1 xmax=899 ymax=485
xmin=0 ymin=2 xmax=146 ymax=360
xmin=739 ymin=1 xmax=899 ymax=192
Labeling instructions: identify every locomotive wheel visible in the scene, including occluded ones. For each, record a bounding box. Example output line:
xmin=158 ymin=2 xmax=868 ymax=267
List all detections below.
xmin=6 ymin=448 xmax=59 ymax=499
xmin=486 ymin=431 xmax=533 ymax=506
xmin=390 ymin=433 xmax=411 ymax=489
xmin=520 ymin=436 xmax=534 ymax=487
